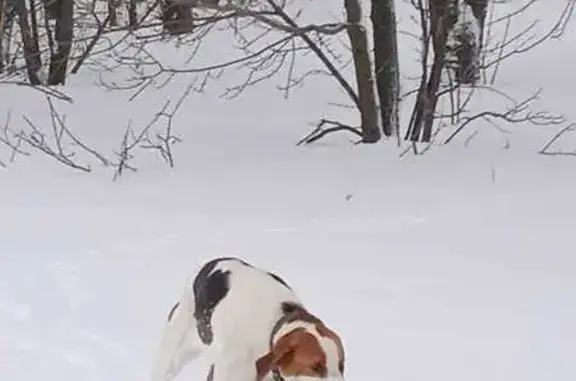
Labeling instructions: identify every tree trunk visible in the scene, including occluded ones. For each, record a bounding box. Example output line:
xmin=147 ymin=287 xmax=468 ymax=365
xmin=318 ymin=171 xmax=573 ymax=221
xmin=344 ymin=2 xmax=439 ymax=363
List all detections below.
xmin=127 ymin=0 xmax=137 ymax=28
xmin=47 ymin=0 xmax=72 ymax=85
xmin=344 ymin=0 xmax=381 ymax=143
xmin=10 ymin=0 xmax=41 ymax=84
xmin=0 ymin=0 xmax=6 ymax=73
xmin=465 ymin=0 xmax=487 ymax=51
xmin=404 ymin=0 xmax=451 ymax=142
xmin=42 ymin=0 xmax=60 ymax=20
xmin=370 ymin=0 xmax=400 ymax=137
xmin=445 ymin=0 xmax=487 ymax=85
xmin=108 ymin=0 xmax=117 ymax=26
xmin=161 ymin=0 xmax=194 ymax=35
xmin=29 ymin=0 xmax=40 ymax=63
xmin=421 ymin=0 xmax=450 ymax=141
xmin=0 ymin=0 xmax=15 ymax=75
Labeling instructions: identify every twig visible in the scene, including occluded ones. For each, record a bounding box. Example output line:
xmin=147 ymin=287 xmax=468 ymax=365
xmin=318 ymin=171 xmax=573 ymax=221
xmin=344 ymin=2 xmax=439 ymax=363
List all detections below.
xmin=12 ymin=96 xmax=114 ymax=172
xmin=297 ymin=118 xmax=362 ymax=146
xmin=443 ymin=89 xmax=565 ymax=144
xmin=0 ymin=110 xmax=30 ymax=165
xmin=0 ymin=80 xmax=73 ymax=102
xmin=140 ymin=82 xmax=191 ymax=167
xmin=539 ymin=123 xmax=576 ymax=156
xmin=71 ymin=13 xmax=111 ymax=74
xmin=19 ymin=114 xmax=92 ymax=172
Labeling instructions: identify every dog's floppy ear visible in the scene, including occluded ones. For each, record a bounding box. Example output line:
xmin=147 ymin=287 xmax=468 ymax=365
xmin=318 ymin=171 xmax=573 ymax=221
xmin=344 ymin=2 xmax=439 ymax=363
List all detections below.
xmin=255 ymin=351 xmax=276 ymax=381
xmin=255 ymin=329 xmax=303 ymax=381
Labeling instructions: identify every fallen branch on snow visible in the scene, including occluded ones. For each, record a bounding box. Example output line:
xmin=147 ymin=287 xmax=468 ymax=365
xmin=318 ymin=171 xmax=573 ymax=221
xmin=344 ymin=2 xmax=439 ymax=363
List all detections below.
xmin=297 ymin=119 xmax=363 ymax=146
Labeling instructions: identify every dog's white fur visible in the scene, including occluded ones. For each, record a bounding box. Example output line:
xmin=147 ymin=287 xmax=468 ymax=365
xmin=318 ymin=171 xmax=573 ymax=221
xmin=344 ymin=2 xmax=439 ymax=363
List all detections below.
xmin=151 ymin=259 xmax=343 ymax=381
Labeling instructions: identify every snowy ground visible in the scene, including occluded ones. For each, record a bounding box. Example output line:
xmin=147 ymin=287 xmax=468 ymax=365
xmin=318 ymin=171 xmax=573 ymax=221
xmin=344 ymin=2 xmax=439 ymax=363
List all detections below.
xmin=1 ymin=2 xmax=576 ymax=381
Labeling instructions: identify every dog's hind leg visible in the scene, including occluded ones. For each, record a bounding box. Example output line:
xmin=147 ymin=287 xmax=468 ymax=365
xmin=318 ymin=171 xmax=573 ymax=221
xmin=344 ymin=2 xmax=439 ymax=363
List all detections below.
xmin=151 ymin=277 xmax=204 ymax=381
xmin=206 ymin=364 xmax=215 ymax=381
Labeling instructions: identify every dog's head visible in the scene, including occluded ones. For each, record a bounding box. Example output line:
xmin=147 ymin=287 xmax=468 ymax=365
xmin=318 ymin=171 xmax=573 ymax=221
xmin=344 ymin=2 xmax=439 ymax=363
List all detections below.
xmin=255 ymin=320 xmax=345 ymax=381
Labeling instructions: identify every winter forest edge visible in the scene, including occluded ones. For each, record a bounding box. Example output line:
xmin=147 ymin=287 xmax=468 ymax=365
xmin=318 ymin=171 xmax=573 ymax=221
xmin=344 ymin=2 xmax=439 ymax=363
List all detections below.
xmin=0 ymin=0 xmax=575 ymax=177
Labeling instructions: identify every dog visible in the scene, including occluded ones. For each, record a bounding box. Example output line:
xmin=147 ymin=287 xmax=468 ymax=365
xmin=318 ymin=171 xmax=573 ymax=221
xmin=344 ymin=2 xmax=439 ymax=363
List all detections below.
xmin=151 ymin=257 xmax=346 ymax=381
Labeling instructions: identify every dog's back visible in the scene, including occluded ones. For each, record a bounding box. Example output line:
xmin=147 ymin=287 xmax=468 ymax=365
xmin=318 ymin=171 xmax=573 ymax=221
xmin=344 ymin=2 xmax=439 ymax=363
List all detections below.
xmin=195 ymin=257 xmax=301 ymax=352
xmin=152 ymin=257 xmax=302 ymax=381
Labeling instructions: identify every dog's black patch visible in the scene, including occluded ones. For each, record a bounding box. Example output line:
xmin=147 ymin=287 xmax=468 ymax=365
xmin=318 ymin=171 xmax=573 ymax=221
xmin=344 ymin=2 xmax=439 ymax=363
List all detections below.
xmin=167 ymin=302 xmax=180 ymax=322
xmin=267 ymin=271 xmax=292 ymax=290
xmin=280 ymin=301 xmax=302 ymax=315
xmin=193 ymin=257 xmax=248 ymax=344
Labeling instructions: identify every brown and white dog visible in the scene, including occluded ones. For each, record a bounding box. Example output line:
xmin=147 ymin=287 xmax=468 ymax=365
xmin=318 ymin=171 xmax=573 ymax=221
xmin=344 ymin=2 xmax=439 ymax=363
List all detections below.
xmin=151 ymin=257 xmax=345 ymax=381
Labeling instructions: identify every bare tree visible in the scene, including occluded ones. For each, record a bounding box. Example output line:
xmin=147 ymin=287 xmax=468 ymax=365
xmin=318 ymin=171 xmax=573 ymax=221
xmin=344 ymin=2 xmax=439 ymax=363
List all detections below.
xmin=405 ymin=0 xmax=451 ymax=143
xmin=160 ymin=0 xmax=194 ymax=35
xmin=371 ymin=0 xmax=400 ymax=138
xmin=345 ymin=0 xmax=380 ymax=143
xmin=0 ymin=0 xmax=7 ymax=73
xmin=87 ymin=0 xmax=384 ymax=144
xmin=47 ymin=0 xmax=73 ymax=84
xmin=107 ymin=0 xmax=118 ymax=26
xmin=0 ymin=89 xmax=185 ymax=180
xmin=401 ymin=0 xmax=575 ymax=149
xmin=8 ymin=0 xmax=41 ymax=84
xmin=445 ymin=0 xmax=487 ymax=85
xmin=1 ymin=0 xmax=576 ymax=175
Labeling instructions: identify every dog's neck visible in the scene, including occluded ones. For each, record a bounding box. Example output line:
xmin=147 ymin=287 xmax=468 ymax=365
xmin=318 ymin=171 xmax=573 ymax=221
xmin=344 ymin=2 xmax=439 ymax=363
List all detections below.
xmin=268 ymin=302 xmax=320 ymax=381
xmin=270 ymin=301 xmax=325 ymax=349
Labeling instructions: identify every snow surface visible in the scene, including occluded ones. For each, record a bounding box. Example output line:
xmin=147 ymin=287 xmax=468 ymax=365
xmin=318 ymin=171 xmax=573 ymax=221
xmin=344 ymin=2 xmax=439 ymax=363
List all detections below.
xmin=1 ymin=2 xmax=576 ymax=381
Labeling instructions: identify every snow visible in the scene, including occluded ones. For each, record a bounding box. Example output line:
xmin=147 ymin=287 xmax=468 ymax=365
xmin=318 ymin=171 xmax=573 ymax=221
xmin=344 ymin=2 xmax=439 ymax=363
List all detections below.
xmin=1 ymin=2 xmax=576 ymax=381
